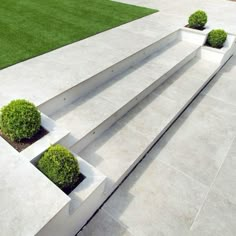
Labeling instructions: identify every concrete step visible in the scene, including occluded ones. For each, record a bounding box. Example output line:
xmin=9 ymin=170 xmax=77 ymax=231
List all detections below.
xmin=77 ymin=57 xmax=219 ymax=196
xmin=39 ymin=30 xmax=179 ymax=116
xmin=51 ymin=40 xmax=199 ymax=150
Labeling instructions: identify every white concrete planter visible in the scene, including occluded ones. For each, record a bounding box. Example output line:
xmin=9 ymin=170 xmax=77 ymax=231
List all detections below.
xmin=180 ymin=28 xmax=236 ymax=65
xmin=0 ymin=112 xmax=106 ymax=236
xmin=200 ymin=33 xmax=236 ymax=64
xmin=21 ymin=113 xmax=70 ymax=162
xmin=0 ymin=113 xmax=69 ymax=162
xmin=180 ymin=27 xmax=208 ymax=45
xmin=36 ymin=153 xmax=106 ymax=236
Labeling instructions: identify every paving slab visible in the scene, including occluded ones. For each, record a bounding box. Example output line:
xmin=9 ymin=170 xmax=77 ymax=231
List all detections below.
xmin=102 ymin=158 xmax=208 ymax=236
xmin=117 ymin=0 xmax=236 ymax=33
xmin=79 ymin=52 xmax=236 ymax=235
xmin=0 ymin=144 xmax=70 ymax=236
xmin=80 ymin=120 xmax=150 ymax=193
xmin=78 ymin=210 xmax=133 ymax=236
xmin=157 ymin=94 xmax=236 ymax=187
xmin=211 ymin=138 xmax=236 ymax=205
xmin=52 ymin=40 xmax=198 ymax=145
xmin=1 ymin=0 xmax=236 ymax=235
xmin=190 ymin=191 xmax=236 ymax=236
xmin=79 ymin=56 xmax=220 ymax=193
xmin=202 ymin=55 xmax=236 ymax=107
xmin=154 ymin=58 xmax=218 ymax=105
xmin=52 ymin=93 xmax=117 ymax=142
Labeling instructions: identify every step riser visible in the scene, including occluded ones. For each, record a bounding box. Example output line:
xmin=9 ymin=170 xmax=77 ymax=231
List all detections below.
xmin=75 ymin=57 xmax=224 ymax=235
xmin=198 ymin=34 xmax=236 ymax=64
xmin=69 ymin=49 xmax=198 ymax=152
xmin=102 ymin=63 xmax=220 ymax=199
xmin=39 ymin=31 xmax=179 ymax=116
xmin=74 ymin=62 xmax=219 ymax=232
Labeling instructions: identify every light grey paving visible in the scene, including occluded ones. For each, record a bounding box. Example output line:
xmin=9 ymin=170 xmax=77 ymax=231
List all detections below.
xmin=118 ymin=0 xmax=236 ymax=33
xmin=0 ymin=143 xmax=70 ymax=236
xmin=79 ymin=57 xmax=219 ymax=193
xmin=118 ymin=92 xmax=179 ymax=140
xmin=157 ymin=58 xmax=218 ymax=105
xmin=1 ymin=0 xmax=236 ymax=235
xmin=211 ymin=138 xmax=236 ymax=205
xmin=79 ymin=120 xmax=150 ymax=193
xmin=102 ymin=158 xmax=208 ymax=236
xmin=190 ymin=192 xmax=236 ymax=236
xmin=52 ymin=93 xmax=117 ymax=141
xmin=80 ymin=53 xmax=236 ymax=235
xmin=78 ymin=210 xmax=133 ymax=236
xmin=202 ymin=56 xmax=236 ymax=107
xmin=157 ymin=94 xmax=236 ymax=187
xmin=52 ymin=41 xmax=198 ymax=143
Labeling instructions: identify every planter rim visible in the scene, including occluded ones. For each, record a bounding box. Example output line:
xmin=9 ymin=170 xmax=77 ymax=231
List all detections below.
xmin=20 ymin=113 xmax=70 ymax=162
xmin=68 ymin=153 xmax=106 ymax=214
xmin=203 ymin=33 xmax=236 ymax=54
xmin=182 ymin=26 xmax=209 ymax=35
xmin=35 ymin=151 xmax=106 ymax=215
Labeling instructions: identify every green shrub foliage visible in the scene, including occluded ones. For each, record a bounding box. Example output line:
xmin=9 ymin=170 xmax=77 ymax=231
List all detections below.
xmin=188 ymin=10 xmax=207 ymax=29
xmin=207 ymin=29 xmax=227 ymax=48
xmin=37 ymin=145 xmax=80 ymax=191
xmin=0 ymin=99 xmax=41 ymax=141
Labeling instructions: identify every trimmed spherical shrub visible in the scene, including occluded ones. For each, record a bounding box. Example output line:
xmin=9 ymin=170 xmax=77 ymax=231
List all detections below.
xmin=188 ymin=10 xmax=207 ymax=29
xmin=0 ymin=99 xmax=41 ymax=141
xmin=37 ymin=145 xmax=80 ymax=192
xmin=207 ymin=29 xmax=227 ymax=48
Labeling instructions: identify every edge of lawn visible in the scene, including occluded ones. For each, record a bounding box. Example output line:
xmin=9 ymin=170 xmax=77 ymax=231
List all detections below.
xmin=0 ymin=2 xmax=158 ymax=70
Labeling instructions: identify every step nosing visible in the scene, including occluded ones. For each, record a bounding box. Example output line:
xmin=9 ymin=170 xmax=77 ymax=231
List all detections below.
xmin=52 ymin=44 xmax=198 ymax=149
xmin=78 ymin=56 xmax=221 ymax=193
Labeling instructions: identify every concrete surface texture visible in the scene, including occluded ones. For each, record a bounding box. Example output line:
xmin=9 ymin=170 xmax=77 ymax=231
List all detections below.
xmin=0 ymin=139 xmax=70 ymax=236
xmin=78 ymin=55 xmax=236 ymax=236
xmin=78 ymin=56 xmax=219 ymax=195
xmin=77 ymin=0 xmax=236 ymax=235
xmin=0 ymin=4 xmax=186 ymax=236
xmin=0 ymin=0 xmax=235 ymax=235
xmin=51 ymin=40 xmax=198 ymax=147
xmin=117 ymin=0 xmax=236 ymax=33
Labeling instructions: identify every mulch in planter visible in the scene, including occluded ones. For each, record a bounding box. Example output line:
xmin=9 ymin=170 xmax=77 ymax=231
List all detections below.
xmin=185 ymin=25 xmax=206 ymax=31
xmin=0 ymin=126 xmax=48 ymax=152
xmin=63 ymin=173 xmax=86 ymax=195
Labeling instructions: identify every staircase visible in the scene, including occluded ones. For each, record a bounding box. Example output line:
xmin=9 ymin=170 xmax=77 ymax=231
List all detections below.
xmin=78 ymin=56 xmax=219 ymax=196
xmin=45 ymin=29 xmax=227 ymax=197
xmin=37 ymin=28 xmax=235 ymax=236
xmin=48 ymin=31 xmax=199 ymax=151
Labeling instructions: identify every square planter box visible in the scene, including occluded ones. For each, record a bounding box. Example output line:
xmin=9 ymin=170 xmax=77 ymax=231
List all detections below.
xmin=180 ymin=27 xmax=209 ymax=45
xmin=19 ymin=113 xmax=70 ymax=162
xmin=35 ymin=153 xmax=106 ymax=236
xmin=0 ymin=113 xmax=70 ymax=162
xmin=180 ymin=28 xmax=236 ymax=65
xmin=200 ymin=33 xmax=236 ymax=64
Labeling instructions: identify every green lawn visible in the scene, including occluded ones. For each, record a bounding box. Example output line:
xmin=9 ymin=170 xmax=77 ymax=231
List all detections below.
xmin=0 ymin=0 xmax=156 ymax=69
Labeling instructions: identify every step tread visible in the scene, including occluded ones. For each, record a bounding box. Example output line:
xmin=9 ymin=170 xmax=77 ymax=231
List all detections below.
xmin=52 ymin=41 xmax=199 ymax=142
xmin=78 ymin=57 xmax=218 ymax=194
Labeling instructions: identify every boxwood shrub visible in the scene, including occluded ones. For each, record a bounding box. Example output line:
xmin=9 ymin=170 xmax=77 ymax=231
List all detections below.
xmin=188 ymin=10 xmax=207 ymax=30
xmin=207 ymin=29 xmax=227 ymax=48
xmin=0 ymin=99 xmax=41 ymax=141
xmin=37 ymin=145 xmax=80 ymax=192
